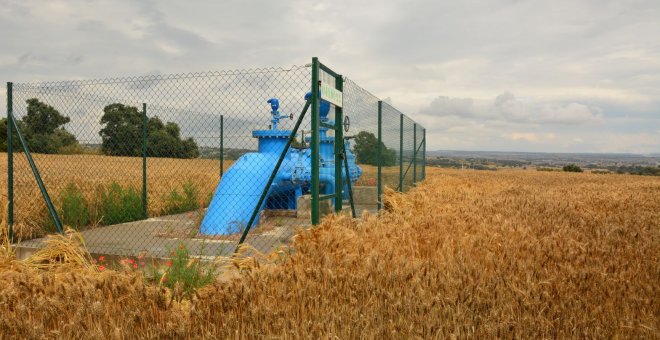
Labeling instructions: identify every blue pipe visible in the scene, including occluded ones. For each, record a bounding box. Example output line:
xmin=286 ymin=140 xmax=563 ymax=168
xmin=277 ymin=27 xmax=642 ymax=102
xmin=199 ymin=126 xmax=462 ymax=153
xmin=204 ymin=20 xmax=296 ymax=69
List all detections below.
xmin=200 ymin=93 xmax=361 ymax=235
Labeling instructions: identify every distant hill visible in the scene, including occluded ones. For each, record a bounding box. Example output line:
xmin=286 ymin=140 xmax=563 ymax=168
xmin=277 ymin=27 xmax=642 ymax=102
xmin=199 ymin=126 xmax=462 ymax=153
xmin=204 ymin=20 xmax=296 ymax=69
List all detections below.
xmin=427 ymin=150 xmax=660 ymax=167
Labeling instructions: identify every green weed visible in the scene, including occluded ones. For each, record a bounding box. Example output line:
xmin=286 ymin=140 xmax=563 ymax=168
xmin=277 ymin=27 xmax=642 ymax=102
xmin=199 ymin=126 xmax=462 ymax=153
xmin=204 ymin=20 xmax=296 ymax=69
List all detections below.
xmin=100 ymin=182 xmax=143 ymax=225
xmin=59 ymin=183 xmax=89 ymax=229
xmin=162 ymin=181 xmax=200 ymax=215
xmin=150 ymin=243 xmax=216 ymax=300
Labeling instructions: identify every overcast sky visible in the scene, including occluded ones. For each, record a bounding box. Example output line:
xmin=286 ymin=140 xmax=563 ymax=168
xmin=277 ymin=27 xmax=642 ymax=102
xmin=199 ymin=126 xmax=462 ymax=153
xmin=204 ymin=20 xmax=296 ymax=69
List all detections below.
xmin=1 ymin=0 xmax=658 ymax=153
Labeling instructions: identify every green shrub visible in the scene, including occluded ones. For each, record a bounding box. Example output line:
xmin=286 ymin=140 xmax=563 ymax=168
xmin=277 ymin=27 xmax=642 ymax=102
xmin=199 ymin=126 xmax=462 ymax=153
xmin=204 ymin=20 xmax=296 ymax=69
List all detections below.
xmin=59 ymin=183 xmax=89 ymax=228
xmin=536 ymin=167 xmax=561 ymax=172
xmin=100 ymin=182 xmax=144 ymax=225
xmin=162 ymin=182 xmax=200 ymax=215
xmin=57 ymin=143 xmax=84 ymax=155
xmin=563 ymin=164 xmax=583 ymax=173
xmin=150 ymin=243 xmax=216 ymax=300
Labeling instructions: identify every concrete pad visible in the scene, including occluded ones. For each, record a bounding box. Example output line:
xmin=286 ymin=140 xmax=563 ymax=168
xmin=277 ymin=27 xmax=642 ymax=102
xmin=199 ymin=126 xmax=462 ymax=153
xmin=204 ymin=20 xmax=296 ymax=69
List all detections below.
xmin=15 ymin=210 xmax=309 ymax=260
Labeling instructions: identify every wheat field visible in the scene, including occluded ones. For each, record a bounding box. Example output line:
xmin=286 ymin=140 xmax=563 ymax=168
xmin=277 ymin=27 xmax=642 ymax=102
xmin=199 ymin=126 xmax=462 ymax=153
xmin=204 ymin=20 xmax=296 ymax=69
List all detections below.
xmin=0 ymin=167 xmax=658 ymax=338
xmin=0 ymin=152 xmax=390 ymax=240
xmin=0 ymin=153 xmax=223 ymax=239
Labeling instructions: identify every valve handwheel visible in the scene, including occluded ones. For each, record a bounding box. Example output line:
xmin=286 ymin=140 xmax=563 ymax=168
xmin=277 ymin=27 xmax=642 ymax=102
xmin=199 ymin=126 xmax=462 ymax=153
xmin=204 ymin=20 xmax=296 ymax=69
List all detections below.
xmin=343 ymin=116 xmax=350 ymax=132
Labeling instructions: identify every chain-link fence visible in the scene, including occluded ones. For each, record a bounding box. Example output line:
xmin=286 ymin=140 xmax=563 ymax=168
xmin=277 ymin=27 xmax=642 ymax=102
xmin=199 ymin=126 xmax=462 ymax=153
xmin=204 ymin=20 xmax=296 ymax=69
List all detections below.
xmin=3 ymin=58 xmax=426 ymax=259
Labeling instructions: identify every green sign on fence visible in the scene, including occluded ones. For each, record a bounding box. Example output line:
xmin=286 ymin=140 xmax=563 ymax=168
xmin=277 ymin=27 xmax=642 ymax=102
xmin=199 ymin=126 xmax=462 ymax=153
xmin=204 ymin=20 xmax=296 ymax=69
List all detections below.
xmin=320 ymin=82 xmax=343 ymax=107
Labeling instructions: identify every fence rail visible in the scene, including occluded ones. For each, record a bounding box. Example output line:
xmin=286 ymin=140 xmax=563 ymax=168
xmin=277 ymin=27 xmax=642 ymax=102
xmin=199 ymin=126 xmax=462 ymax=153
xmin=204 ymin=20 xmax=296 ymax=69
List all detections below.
xmin=3 ymin=58 xmax=426 ymax=259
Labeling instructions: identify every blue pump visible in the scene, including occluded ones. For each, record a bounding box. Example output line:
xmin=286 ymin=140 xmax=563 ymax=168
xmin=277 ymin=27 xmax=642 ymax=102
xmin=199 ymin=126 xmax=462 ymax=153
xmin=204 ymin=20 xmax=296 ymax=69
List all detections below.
xmin=200 ymin=93 xmax=362 ymax=235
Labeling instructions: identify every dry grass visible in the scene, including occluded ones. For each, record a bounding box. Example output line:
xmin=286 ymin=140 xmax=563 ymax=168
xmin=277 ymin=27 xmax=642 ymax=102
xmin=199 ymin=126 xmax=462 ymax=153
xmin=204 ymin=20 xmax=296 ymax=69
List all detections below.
xmin=22 ymin=228 xmax=97 ymax=272
xmin=0 ymin=168 xmax=658 ymax=338
xmin=0 ymin=153 xmax=224 ymax=239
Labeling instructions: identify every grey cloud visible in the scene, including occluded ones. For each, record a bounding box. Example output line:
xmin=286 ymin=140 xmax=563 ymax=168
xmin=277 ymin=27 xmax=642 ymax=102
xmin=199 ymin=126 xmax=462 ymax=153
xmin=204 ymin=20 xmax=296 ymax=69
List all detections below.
xmin=535 ymin=103 xmax=603 ymax=125
xmin=421 ymin=92 xmax=603 ymax=125
xmin=415 ymin=91 xmax=658 ymax=153
xmin=493 ymin=92 xmax=603 ymax=125
xmin=494 ymin=92 xmax=515 ymax=108
xmin=17 ymin=53 xmax=32 ymax=64
xmin=16 ymin=52 xmax=51 ymax=65
xmin=76 ymin=20 xmax=105 ymax=33
xmin=66 ymin=55 xmax=84 ymax=65
xmin=0 ymin=0 xmax=658 ymax=153
xmin=421 ymin=96 xmax=479 ymax=118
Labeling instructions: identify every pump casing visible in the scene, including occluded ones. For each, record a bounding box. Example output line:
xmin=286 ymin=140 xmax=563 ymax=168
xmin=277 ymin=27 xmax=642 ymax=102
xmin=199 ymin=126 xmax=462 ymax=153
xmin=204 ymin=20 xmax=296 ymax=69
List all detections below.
xmin=200 ymin=95 xmax=361 ymax=235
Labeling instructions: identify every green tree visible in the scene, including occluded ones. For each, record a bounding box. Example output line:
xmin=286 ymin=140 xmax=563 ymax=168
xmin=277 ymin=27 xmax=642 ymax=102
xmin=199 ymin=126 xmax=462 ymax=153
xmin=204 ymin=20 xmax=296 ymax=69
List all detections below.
xmin=2 ymin=99 xmax=79 ymax=154
xmin=99 ymin=103 xmax=199 ymax=158
xmin=563 ymin=164 xmax=583 ymax=172
xmin=352 ymin=131 xmax=396 ymax=166
xmin=24 ymin=98 xmax=70 ymax=134
xmin=26 ymin=99 xmax=80 ymax=153
xmin=99 ymin=103 xmax=142 ymax=156
xmin=181 ymin=138 xmax=200 ymax=158
xmin=147 ymin=117 xmax=199 ymax=158
xmin=0 ymin=118 xmax=24 ymax=152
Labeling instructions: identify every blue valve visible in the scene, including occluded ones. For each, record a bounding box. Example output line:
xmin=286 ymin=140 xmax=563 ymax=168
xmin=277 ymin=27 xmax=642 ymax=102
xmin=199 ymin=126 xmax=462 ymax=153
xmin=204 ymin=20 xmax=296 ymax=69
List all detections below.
xmin=267 ymin=98 xmax=289 ymax=130
xmin=304 ymin=91 xmax=331 ymax=121
xmin=267 ymin=98 xmax=279 ymax=112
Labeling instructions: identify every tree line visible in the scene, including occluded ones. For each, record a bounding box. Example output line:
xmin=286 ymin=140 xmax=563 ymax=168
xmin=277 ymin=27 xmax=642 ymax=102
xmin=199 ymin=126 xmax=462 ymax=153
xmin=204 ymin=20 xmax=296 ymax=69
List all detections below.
xmin=1 ymin=98 xmax=399 ymax=165
xmin=1 ymin=99 xmax=80 ymax=154
xmin=1 ymin=99 xmax=199 ymax=159
xmin=99 ymin=103 xmax=198 ymax=158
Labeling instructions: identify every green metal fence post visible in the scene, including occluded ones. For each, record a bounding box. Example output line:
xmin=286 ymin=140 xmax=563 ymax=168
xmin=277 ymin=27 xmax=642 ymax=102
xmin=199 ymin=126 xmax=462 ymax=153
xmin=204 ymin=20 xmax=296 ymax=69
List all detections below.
xmin=399 ymin=113 xmax=403 ymax=192
xmin=220 ymin=114 xmax=224 ymax=178
xmin=142 ymin=103 xmax=148 ymax=219
xmin=334 ymin=75 xmax=344 ymax=213
xmin=377 ymin=101 xmax=383 ymax=210
xmin=9 ymin=115 xmax=63 ymax=233
xmin=6 ymin=82 xmax=13 ymax=242
xmin=422 ymin=128 xmax=426 ymax=180
xmin=311 ymin=57 xmax=320 ymax=225
xmin=400 ymin=136 xmax=424 ymax=188
xmin=413 ymin=123 xmax=417 ymax=186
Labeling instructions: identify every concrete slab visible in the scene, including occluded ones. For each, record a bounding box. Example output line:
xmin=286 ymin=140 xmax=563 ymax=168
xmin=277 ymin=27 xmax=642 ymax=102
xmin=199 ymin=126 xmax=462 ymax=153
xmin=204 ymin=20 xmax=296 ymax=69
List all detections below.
xmin=16 ymin=210 xmax=309 ymax=260
xmin=14 ymin=192 xmax=380 ymax=261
